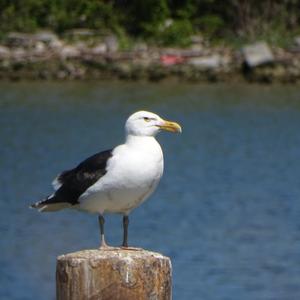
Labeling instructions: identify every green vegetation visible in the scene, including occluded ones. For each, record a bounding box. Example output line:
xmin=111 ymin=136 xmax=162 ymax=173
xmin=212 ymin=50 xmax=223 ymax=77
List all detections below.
xmin=0 ymin=0 xmax=299 ymax=46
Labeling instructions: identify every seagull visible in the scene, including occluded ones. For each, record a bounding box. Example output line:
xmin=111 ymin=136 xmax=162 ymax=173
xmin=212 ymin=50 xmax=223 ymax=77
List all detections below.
xmin=31 ymin=111 xmax=181 ymax=248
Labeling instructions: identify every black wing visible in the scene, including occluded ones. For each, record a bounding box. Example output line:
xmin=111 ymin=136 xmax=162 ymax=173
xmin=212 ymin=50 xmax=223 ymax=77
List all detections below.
xmin=31 ymin=149 xmax=113 ymax=209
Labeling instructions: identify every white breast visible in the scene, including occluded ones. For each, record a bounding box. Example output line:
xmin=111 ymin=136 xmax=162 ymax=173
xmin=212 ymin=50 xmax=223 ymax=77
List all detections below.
xmin=78 ymin=136 xmax=164 ymax=214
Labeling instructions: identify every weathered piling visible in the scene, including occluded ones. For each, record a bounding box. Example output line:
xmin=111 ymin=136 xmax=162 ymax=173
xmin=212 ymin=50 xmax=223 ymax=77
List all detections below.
xmin=56 ymin=248 xmax=172 ymax=300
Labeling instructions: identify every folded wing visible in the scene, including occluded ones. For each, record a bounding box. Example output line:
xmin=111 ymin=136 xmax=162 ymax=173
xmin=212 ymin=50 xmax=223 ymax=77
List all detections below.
xmin=30 ymin=149 xmax=113 ymax=212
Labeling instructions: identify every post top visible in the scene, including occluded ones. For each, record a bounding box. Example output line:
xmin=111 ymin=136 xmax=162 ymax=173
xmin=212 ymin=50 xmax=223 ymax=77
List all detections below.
xmin=56 ymin=248 xmax=172 ymax=300
xmin=57 ymin=248 xmax=170 ymax=262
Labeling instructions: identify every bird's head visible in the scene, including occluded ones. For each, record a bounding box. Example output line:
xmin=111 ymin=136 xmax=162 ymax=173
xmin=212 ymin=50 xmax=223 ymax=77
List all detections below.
xmin=125 ymin=111 xmax=182 ymax=137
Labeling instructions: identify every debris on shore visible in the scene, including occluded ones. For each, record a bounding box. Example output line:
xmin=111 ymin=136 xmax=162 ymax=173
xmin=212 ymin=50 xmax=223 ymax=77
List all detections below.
xmin=1 ymin=31 xmax=300 ymax=83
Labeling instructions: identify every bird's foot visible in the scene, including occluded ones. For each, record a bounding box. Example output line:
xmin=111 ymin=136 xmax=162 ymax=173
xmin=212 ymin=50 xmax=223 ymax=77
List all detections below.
xmin=99 ymin=244 xmax=117 ymax=251
xmin=99 ymin=239 xmax=116 ymax=251
xmin=120 ymin=246 xmax=143 ymax=251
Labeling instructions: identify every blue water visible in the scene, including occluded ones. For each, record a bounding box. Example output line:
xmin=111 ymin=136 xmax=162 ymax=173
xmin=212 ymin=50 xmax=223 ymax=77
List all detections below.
xmin=1 ymin=81 xmax=300 ymax=300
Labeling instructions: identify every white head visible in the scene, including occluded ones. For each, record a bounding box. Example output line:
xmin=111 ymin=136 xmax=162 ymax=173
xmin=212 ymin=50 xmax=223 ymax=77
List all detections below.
xmin=125 ymin=111 xmax=182 ymax=137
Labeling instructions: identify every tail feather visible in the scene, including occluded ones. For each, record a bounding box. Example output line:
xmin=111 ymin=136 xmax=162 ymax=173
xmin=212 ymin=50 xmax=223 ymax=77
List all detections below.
xmin=30 ymin=195 xmax=71 ymax=212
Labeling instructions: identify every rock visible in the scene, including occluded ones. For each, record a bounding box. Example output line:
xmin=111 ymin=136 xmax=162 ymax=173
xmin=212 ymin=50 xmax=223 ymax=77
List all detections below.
xmin=74 ymin=42 xmax=87 ymax=52
xmin=161 ymin=48 xmax=181 ymax=56
xmin=287 ymin=37 xmax=300 ymax=53
xmin=63 ymin=62 xmax=86 ymax=78
xmin=188 ymin=44 xmax=204 ymax=54
xmin=0 ymin=46 xmax=10 ymax=59
xmin=174 ymin=47 xmax=204 ymax=58
xmin=221 ymin=53 xmax=233 ymax=70
xmin=104 ymin=35 xmax=119 ymax=53
xmin=188 ymin=54 xmax=222 ymax=69
xmin=148 ymin=64 xmax=168 ymax=81
xmin=294 ymin=36 xmax=300 ymax=47
xmin=11 ymin=48 xmax=27 ymax=60
xmin=133 ymin=57 xmax=152 ymax=67
xmin=65 ymin=29 xmax=97 ymax=40
xmin=5 ymin=32 xmax=34 ymax=48
xmin=33 ymin=41 xmax=46 ymax=55
xmin=91 ymin=43 xmax=107 ymax=55
xmin=133 ymin=43 xmax=148 ymax=52
xmin=49 ymin=39 xmax=64 ymax=50
xmin=33 ymin=31 xmax=59 ymax=45
xmin=57 ymin=70 xmax=67 ymax=79
xmin=60 ymin=45 xmax=81 ymax=58
xmin=242 ymin=41 xmax=274 ymax=67
xmin=113 ymin=63 xmax=132 ymax=79
xmin=190 ymin=35 xmax=204 ymax=44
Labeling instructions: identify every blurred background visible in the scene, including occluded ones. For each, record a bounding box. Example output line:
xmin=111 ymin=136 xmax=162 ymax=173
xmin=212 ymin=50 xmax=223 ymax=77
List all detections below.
xmin=1 ymin=1 xmax=300 ymax=300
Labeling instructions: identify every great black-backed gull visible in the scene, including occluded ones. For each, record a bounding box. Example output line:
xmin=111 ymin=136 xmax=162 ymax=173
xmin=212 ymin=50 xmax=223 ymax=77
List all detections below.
xmin=31 ymin=111 xmax=182 ymax=248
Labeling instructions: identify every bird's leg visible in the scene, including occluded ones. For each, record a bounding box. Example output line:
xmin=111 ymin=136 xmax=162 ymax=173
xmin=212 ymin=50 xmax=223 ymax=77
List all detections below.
xmin=121 ymin=216 xmax=140 ymax=250
xmin=122 ymin=215 xmax=129 ymax=248
xmin=98 ymin=215 xmax=109 ymax=249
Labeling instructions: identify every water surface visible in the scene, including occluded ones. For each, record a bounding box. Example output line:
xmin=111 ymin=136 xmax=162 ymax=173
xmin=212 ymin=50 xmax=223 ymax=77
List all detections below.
xmin=1 ymin=81 xmax=300 ymax=300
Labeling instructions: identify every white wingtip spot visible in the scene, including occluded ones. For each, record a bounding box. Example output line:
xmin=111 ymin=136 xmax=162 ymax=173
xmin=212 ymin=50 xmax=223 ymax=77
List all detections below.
xmin=38 ymin=205 xmax=48 ymax=212
xmin=52 ymin=177 xmax=62 ymax=190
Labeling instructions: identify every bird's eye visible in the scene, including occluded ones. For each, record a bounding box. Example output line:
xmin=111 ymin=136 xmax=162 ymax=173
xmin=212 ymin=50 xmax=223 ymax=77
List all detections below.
xmin=143 ymin=117 xmax=151 ymax=122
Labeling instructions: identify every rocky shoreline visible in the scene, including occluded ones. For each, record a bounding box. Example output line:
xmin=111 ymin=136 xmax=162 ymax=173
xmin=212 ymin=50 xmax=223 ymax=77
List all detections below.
xmin=1 ymin=31 xmax=300 ymax=83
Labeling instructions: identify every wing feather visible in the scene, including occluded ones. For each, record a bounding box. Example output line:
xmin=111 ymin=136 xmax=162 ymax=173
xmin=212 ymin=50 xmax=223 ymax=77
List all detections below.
xmin=31 ymin=149 xmax=113 ymax=211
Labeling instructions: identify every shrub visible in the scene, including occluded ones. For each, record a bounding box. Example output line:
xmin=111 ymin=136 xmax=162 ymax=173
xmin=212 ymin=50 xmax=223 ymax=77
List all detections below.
xmin=157 ymin=19 xmax=194 ymax=46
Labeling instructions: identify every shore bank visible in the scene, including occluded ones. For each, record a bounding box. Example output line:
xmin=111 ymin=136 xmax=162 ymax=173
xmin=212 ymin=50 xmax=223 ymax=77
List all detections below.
xmin=1 ymin=32 xmax=300 ymax=83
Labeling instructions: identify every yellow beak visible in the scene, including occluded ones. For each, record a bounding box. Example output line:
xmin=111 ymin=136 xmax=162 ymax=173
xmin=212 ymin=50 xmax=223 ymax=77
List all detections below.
xmin=159 ymin=119 xmax=182 ymax=133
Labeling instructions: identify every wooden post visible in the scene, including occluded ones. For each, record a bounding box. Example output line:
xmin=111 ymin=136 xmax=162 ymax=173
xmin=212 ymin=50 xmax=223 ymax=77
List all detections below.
xmin=56 ymin=249 xmax=172 ymax=300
